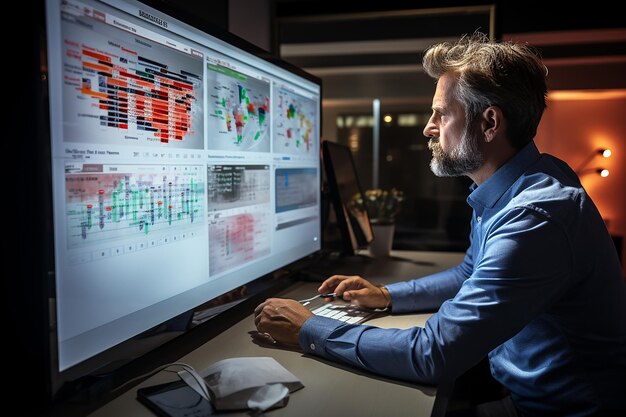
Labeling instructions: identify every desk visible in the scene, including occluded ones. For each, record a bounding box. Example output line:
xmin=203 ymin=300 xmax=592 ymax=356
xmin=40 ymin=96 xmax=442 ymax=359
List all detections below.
xmin=89 ymin=250 xmax=465 ymax=417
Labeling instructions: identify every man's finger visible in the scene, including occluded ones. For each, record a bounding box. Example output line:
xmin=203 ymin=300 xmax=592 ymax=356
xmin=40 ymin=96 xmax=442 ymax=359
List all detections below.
xmin=254 ymin=298 xmax=280 ymax=316
xmin=344 ymin=287 xmax=369 ymax=301
xmin=333 ymin=276 xmax=363 ymax=296
xmin=318 ymin=275 xmax=348 ymax=293
xmin=254 ymin=300 xmax=269 ymax=316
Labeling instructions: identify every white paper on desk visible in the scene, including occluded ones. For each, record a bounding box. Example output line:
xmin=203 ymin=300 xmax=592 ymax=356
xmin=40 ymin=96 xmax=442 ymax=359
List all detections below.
xmin=199 ymin=357 xmax=303 ymax=410
xmin=247 ymin=383 xmax=290 ymax=411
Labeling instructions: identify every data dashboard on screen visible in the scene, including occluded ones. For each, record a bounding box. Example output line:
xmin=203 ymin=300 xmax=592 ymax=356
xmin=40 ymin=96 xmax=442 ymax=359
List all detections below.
xmin=45 ymin=0 xmax=321 ymax=373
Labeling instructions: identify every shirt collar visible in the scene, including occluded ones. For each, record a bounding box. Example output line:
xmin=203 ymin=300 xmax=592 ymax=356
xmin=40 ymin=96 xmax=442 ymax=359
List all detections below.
xmin=468 ymin=141 xmax=541 ymax=213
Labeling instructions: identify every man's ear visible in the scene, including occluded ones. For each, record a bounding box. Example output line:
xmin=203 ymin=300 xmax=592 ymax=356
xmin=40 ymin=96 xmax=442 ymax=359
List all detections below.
xmin=481 ymin=106 xmax=503 ymax=143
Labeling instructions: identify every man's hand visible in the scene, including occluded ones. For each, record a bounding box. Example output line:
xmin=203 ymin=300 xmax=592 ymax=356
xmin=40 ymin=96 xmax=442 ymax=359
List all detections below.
xmin=319 ymin=275 xmax=390 ymax=309
xmin=254 ymin=298 xmax=313 ymax=348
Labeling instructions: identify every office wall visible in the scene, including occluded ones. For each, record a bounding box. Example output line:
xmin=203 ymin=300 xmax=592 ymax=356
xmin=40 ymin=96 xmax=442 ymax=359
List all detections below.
xmin=229 ymin=0 xmax=271 ymax=52
xmin=534 ymin=94 xmax=626 ymax=276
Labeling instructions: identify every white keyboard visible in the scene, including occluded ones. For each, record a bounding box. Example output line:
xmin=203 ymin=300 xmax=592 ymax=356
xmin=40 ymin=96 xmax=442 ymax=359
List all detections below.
xmin=309 ymin=302 xmax=374 ymax=324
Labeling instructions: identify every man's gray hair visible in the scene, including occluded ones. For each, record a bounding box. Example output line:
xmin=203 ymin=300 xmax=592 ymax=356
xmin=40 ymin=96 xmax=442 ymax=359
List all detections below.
xmin=423 ymin=33 xmax=548 ymax=148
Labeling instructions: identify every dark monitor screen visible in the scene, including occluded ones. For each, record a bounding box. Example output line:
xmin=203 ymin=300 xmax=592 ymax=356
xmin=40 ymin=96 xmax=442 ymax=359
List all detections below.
xmin=322 ymin=140 xmax=374 ymax=255
xmin=41 ymin=0 xmax=322 ymax=403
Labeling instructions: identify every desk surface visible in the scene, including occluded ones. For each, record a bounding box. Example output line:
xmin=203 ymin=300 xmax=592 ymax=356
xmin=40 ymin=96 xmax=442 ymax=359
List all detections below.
xmin=89 ymin=250 xmax=465 ymax=417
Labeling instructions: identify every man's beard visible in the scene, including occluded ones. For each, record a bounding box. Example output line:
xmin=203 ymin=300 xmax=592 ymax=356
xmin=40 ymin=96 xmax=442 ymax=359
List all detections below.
xmin=428 ymin=126 xmax=484 ymax=177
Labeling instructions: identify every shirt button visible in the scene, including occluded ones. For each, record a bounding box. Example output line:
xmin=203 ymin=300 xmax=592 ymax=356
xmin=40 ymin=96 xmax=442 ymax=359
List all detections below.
xmin=476 ymin=216 xmax=482 ymax=222
xmin=309 ymin=343 xmax=316 ymax=350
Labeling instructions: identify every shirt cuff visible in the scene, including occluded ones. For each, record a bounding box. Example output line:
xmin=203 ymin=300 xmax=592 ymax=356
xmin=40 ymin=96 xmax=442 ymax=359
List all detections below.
xmin=385 ymin=282 xmax=411 ymax=313
xmin=385 ymin=281 xmax=425 ymax=313
xmin=299 ymin=315 xmax=346 ymax=356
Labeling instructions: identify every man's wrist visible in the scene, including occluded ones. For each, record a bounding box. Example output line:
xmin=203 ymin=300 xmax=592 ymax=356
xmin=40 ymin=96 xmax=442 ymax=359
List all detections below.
xmin=376 ymin=285 xmax=392 ymax=310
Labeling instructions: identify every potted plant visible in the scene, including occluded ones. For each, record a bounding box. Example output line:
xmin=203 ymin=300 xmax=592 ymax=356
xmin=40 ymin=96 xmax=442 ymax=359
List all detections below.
xmin=349 ymin=188 xmax=404 ymax=256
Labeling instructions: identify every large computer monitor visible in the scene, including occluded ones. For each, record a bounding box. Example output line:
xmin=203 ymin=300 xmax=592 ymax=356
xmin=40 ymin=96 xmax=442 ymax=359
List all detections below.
xmin=322 ymin=140 xmax=374 ymax=255
xmin=39 ymin=0 xmax=321 ymax=404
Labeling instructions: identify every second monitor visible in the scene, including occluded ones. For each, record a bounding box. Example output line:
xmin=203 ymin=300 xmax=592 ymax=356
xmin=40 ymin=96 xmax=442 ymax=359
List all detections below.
xmin=322 ymin=140 xmax=374 ymax=256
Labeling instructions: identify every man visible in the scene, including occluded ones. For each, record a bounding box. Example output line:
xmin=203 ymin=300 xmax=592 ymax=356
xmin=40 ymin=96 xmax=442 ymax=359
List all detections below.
xmin=254 ymin=34 xmax=626 ymax=416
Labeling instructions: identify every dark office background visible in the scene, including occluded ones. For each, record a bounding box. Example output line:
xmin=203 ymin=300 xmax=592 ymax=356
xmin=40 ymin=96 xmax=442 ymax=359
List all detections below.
xmin=150 ymin=0 xmax=626 ymax=259
xmin=252 ymin=1 xmax=624 ymax=255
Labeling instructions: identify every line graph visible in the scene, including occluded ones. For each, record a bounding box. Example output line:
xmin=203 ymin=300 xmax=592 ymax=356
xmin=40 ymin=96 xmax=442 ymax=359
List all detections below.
xmin=65 ymin=163 xmax=204 ymax=248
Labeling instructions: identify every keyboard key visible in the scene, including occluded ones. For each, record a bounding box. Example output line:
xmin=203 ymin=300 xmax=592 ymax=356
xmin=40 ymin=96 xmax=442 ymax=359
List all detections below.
xmin=312 ymin=305 xmax=329 ymax=315
xmin=308 ymin=302 xmax=374 ymax=324
xmin=334 ymin=311 xmax=348 ymax=319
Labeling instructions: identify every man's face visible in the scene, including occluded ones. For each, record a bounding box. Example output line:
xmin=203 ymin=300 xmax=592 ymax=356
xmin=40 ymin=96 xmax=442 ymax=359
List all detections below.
xmin=423 ymin=73 xmax=484 ymax=177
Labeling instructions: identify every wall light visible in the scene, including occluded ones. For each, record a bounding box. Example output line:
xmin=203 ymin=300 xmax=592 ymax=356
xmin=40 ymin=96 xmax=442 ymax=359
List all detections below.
xmin=599 ymin=148 xmax=612 ymax=158
xmin=383 ymin=115 xmax=393 ymax=124
xmin=579 ymin=168 xmax=610 ymax=178
xmin=576 ymin=148 xmax=614 ymax=176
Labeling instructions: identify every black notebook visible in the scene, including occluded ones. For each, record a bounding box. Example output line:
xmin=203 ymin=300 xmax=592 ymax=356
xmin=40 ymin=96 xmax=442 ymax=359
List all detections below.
xmin=137 ymin=380 xmax=215 ymax=417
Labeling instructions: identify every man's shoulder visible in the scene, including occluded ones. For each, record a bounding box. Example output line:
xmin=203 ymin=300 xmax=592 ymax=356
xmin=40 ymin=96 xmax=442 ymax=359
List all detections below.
xmin=510 ymin=154 xmax=585 ymax=208
xmin=499 ymin=160 xmax=587 ymax=227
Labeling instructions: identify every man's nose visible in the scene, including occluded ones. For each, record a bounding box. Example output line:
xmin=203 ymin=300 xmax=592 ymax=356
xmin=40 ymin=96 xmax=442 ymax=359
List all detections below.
xmin=423 ymin=121 xmax=437 ymax=138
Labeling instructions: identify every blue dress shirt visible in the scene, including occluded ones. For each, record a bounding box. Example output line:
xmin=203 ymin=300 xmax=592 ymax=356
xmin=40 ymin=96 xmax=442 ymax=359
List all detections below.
xmin=299 ymin=142 xmax=626 ymax=416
